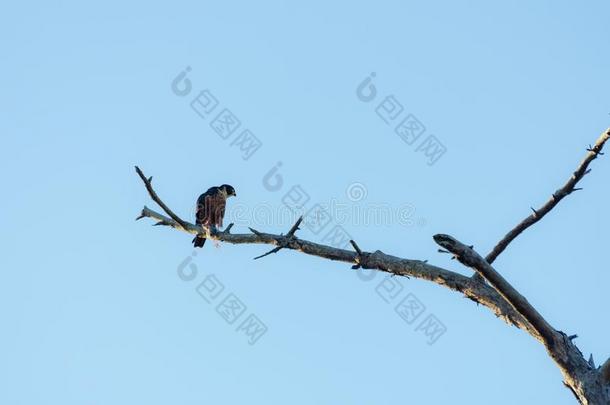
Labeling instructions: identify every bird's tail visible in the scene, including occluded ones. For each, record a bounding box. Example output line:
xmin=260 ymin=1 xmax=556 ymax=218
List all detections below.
xmin=192 ymin=236 xmax=206 ymax=248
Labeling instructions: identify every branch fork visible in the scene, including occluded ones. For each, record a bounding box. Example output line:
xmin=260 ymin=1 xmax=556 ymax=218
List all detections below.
xmin=135 ymin=127 xmax=610 ymax=404
xmin=484 ymin=129 xmax=610 ymax=265
xmin=253 ymin=217 xmax=303 ymax=260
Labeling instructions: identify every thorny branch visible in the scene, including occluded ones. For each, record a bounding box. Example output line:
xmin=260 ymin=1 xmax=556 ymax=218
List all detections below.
xmin=485 ymin=129 xmax=610 ymax=265
xmin=135 ymin=128 xmax=610 ymax=404
xmin=252 ymin=217 xmax=303 ymax=260
xmin=135 ymin=166 xmax=190 ymax=231
xmin=134 ymin=205 xmax=535 ymax=336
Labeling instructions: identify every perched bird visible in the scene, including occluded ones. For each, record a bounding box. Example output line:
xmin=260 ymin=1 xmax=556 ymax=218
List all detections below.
xmin=192 ymin=184 xmax=237 ymax=248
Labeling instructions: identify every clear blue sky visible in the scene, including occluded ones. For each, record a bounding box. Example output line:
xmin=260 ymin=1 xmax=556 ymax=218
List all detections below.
xmin=1 ymin=1 xmax=609 ymax=404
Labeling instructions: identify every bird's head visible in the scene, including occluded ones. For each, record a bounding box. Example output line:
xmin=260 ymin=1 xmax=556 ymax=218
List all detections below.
xmin=220 ymin=184 xmax=237 ymax=198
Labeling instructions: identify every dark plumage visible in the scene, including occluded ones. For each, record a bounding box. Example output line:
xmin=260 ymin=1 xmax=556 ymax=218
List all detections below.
xmin=192 ymin=184 xmax=236 ymax=248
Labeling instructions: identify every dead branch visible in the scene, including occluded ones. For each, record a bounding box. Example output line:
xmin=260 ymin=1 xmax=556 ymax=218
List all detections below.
xmin=134 ymin=127 xmax=610 ymax=404
xmin=135 ymin=166 xmax=190 ymax=231
xmin=485 ymin=129 xmax=610 ymax=265
xmin=434 ymin=234 xmax=558 ymax=347
xmin=253 ymin=217 xmax=303 ymax=260
xmin=136 ymin=198 xmax=535 ymax=338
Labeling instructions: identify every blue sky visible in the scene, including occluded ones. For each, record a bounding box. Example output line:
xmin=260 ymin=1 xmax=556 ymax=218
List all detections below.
xmin=1 ymin=1 xmax=609 ymax=404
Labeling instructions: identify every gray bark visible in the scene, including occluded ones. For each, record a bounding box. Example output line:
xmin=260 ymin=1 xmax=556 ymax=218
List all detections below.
xmin=134 ymin=128 xmax=610 ymax=404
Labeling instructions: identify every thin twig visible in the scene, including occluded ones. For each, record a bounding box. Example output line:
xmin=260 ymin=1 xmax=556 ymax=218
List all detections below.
xmin=287 ymin=217 xmax=303 ymax=236
xmin=253 ymin=246 xmax=283 ymax=260
xmin=136 ymin=205 xmax=533 ymax=337
xmin=248 ymin=227 xmax=264 ymax=237
xmin=485 ymin=128 xmax=610 ymax=265
xmin=253 ymin=217 xmax=303 ymax=260
xmin=349 ymin=240 xmax=363 ymax=256
xmin=350 ymin=239 xmax=364 ymax=269
xmin=135 ymin=166 xmax=190 ymax=231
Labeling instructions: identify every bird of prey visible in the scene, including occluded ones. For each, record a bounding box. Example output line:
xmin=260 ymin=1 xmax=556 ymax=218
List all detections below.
xmin=192 ymin=184 xmax=237 ymax=248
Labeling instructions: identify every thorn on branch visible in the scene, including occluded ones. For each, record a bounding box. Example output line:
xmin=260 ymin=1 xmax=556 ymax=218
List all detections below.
xmin=568 ymin=334 xmax=578 ymax=341
xmin=350 ymin=239 xmax=363 ymax=269
xmin=287 ymin=216 xmax=303 ymax=237
xmin=588 ymin=144 xmax=605 ymax=155
xmin=252 ymin=217 xmax=302 ymax=260
xmin=437 ymin=248 xmax=458 ymax=260
xmin=484 ymin=129 xmax=609 ymax=265
xmin=588 ymin=354 xmax=596 ymax=368
xmin=350 ymin=239 xmax=363 ymax=256
xmin=249 ymin=227 xmax=264 ymax=236
xmin=530 ymin=207 xmax=538 ymax=218
xmin=224 ymin=223 xmax=234 ymax=233
xmin=253 ymin=246 xmax=282 ymax=260
xmin=135 ymin=212 xmax=146 ymax=221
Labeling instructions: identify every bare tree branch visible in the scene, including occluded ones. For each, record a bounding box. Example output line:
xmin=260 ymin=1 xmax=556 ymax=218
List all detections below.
xmin=135 ymin=166 xmax=191 ymax=232
xmin=485 ymin=128 xmax=610 ymax=265
xmin=136 ymin=203 xmax=607 ymax=403
xmin=432 ymin=233 xmax=609 ymax=403
xmin=136 ymin=205 xmax=536 ymax=338
xmin=135 ymin=125 xmax=610 ymax=404
xmin=253 ymin=217 xmax=303 ymax=260
xmin=434 ymin=234 xmax=558 ymax=347
xmin=349 ymin=239 xmax=368 ymax=270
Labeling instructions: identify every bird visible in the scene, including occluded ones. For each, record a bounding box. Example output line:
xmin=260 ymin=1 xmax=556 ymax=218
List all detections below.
xmin=192 ymin=184 xmax=237 ymax=248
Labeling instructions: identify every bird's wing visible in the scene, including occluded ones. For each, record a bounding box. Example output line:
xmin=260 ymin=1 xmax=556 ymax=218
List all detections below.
xmin=196 ymin=187 xmax=218 ymax=226
xmin=217 ymin=198 xmax=226 ymax=228
xmin=203 ymin=194 xmax=214 ymax=226
xmin=195 ymin=193 xmax=208 ymax=225
xmin=208 ymin=193 xmax=226 ymax=228
xmin=195 ymin=200 xmax=204 ymax=225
